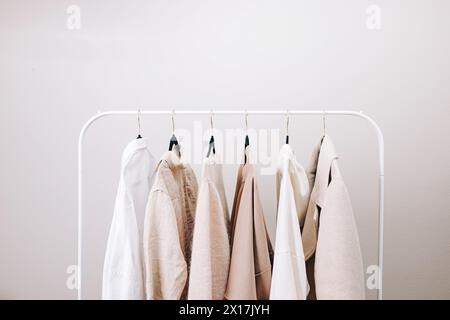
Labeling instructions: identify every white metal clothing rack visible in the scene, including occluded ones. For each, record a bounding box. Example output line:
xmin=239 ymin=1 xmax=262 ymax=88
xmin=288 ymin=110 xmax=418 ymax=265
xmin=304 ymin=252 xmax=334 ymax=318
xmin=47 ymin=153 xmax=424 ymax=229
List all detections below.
xmin=77 ymin=110 xmax=385 ymax=300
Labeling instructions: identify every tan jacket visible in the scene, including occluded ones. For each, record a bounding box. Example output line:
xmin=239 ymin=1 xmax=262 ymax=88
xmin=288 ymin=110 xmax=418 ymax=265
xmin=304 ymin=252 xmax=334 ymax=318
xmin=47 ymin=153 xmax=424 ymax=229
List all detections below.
xmin=225 ymin=147 xmax=273 ymax=300
xmin=143 ymin=150 xmax=198 ymax=300
xmin=302 ymin=135 xmax=365 ymax=300
xmin=188 ymin=156 xmax=230 ymax=300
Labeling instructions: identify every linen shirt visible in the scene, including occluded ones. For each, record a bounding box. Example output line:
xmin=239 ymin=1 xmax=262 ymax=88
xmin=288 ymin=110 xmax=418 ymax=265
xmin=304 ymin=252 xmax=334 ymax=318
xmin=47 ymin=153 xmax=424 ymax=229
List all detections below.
xmin=143 ymin=150 xmax=198 ymax=300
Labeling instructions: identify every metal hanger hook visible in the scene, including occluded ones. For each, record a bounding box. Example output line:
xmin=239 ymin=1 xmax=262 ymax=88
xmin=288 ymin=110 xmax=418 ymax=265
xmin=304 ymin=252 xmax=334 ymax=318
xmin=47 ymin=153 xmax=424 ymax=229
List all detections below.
xmin=322 ymin=110 xmax=326 ymax=136
xmin=171 ymin=109 xmax=175 ymax=133
xmin=137 ymin=109 xmax=141 ymax=136
xmin=286 ymin=109 xmax=290 ymax=137
xmin=245 ymin=110 xmax=248 ymax=131
xmin=210 ymin=109 xmax=214 ymax=132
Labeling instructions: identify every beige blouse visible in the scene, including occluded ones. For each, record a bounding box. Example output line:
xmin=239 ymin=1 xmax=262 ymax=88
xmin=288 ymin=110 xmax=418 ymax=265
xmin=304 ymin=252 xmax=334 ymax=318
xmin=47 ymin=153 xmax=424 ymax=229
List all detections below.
xmin=143 ymin=150 xmax=198 ymax=300
xmin=188 ymin=156 xmax=230 ymax=300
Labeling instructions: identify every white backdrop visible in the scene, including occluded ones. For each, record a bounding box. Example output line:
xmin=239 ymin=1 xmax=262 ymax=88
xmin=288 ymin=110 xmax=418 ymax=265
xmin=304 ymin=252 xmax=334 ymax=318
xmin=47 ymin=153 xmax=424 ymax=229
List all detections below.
xmin=0 ymin=0 xmax=449 ymax=299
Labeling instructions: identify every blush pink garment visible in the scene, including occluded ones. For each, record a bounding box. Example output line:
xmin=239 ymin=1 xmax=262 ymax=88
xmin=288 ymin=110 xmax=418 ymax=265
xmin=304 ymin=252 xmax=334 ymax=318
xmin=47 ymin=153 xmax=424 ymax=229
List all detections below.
xmin=225 ymin=147 xmax=273 ymax=300
xmin=143 ymin=150 xmax=198 ymax=300
xmin=188 ymin=156 xmax=230 ymax=300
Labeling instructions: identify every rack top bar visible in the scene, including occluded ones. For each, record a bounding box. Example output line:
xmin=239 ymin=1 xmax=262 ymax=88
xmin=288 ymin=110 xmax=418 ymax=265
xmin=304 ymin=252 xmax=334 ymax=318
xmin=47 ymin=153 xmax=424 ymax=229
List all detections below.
xmin=91 ymin=110 xmax=364 ymax=115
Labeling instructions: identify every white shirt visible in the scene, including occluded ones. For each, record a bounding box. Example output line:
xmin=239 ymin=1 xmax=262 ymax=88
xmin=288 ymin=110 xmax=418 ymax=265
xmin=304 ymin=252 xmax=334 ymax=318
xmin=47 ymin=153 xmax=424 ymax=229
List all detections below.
xmin=102 ymin=138 xmax=155 ymax=300
xmin=270 ymin=144 xmax=310 ymax=300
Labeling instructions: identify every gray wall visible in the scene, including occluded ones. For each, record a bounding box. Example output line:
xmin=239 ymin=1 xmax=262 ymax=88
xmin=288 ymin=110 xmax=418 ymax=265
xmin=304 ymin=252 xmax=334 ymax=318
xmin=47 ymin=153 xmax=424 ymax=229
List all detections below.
xmin=0 ymin=0 xmax=449 ymax=299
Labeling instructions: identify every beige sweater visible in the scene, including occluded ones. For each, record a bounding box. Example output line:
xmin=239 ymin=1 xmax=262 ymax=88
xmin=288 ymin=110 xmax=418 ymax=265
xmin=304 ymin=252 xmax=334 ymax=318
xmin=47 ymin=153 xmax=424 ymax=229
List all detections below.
xmin=302 ymin=135 xmax=365 ymax=300
xmin=225 ymin=147 xmax=273 ymax=300
xmin=143 ymin=150 xmax=198 ymax=300
xmin=188 ymin=156 xmax=230 ymax=300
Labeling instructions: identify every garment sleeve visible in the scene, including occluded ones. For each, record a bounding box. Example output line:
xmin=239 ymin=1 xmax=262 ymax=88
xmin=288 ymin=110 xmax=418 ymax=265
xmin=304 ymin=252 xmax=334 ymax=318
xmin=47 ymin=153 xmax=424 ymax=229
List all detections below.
xmin=252 ymin=179 xmax=273 ymax=300
xmin=143 ymin=190 xmax=187 ymax=300
xmin=103 ymin=180 xmax=144 ymax=300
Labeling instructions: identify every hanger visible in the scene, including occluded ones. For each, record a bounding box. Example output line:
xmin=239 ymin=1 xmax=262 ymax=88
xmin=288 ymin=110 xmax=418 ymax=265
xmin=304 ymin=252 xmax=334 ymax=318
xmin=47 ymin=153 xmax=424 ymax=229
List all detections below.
xmin=285 ymin=110 xmax=290 ymax=144
xmin=168 ymin=110 xmax=179 ymax=153
xmin=206 ymin=110 xmax=216 ymax=158
xmin=244 ymin=110 xmax=250 ymax=147
xmin=136 ymin=109 xmax=142 ymax=139
xmin=322 ymin=110 xmax=326 ymax=139
xmin=244 ymin=110 xmax=250 ymax=164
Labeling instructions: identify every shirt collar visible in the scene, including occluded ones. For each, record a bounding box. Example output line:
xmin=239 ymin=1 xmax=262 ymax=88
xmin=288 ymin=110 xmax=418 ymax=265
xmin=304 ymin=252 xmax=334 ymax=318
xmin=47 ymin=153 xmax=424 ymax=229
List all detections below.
xmin=121 ymin=138 xmax=149 ymax=166
xmin=277 ymin=144 xmax=295 ymax=172
xmin=159 ymin=149 xmax=185 ymax=171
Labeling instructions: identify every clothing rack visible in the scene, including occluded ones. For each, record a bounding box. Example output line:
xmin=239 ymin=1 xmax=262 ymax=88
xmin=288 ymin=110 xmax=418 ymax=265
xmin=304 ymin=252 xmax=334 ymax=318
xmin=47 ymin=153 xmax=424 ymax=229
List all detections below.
xmin=77 ymin=110 xmax=385 ymax=300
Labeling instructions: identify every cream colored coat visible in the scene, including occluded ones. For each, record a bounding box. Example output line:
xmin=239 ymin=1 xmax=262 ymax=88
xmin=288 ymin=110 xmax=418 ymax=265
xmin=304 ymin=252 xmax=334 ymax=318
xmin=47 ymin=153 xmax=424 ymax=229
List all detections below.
xmin=302 ymin=135 xmax=365 ymax=300
xmin=270 ymin=144 xmax=310 ymax=300
xmin=188 ymin=156 xmax=230 ymax=300
xmin=143 ymin=150 xmax=198 ymax=300
xmin=225 ymin=147 xmax=273 ymax=300
xmin=102 ymin=138 xmax=155 ymax=300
